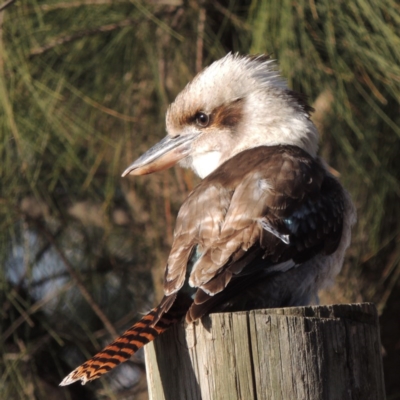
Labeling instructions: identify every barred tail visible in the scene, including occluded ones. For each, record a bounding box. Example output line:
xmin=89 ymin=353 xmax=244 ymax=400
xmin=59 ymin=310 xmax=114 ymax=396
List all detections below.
xmin=60 ymin=293 xmax=190 ymax=386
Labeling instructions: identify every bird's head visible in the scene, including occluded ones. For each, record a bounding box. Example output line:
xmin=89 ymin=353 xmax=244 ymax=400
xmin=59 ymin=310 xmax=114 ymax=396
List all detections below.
xmin=122 ymin=54 xmax=319 ymax=179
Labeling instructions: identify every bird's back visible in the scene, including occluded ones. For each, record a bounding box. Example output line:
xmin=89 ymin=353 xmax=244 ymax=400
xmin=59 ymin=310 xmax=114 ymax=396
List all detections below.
xmin=165 ymin=145 xmax=347 ymax=322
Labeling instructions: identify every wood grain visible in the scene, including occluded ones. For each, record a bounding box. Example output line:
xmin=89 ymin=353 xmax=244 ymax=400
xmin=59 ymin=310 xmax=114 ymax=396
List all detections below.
xmin=145 ymin=303 xmax=385 ymax=400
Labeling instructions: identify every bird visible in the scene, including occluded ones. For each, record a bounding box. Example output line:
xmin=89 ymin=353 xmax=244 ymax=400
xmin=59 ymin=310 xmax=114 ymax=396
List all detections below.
xmin=60 ymin=53 xmax=356 ymax=386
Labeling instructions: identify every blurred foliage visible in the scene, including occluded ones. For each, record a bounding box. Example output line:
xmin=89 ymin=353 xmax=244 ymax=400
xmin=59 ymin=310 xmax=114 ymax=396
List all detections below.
xmin=0 ymin=0 xmax=399 ymax=398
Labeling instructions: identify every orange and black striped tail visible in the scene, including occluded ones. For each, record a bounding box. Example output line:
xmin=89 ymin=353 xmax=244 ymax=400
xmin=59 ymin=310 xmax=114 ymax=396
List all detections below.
xmin=59 ymin=293 xmax=191 ymax=386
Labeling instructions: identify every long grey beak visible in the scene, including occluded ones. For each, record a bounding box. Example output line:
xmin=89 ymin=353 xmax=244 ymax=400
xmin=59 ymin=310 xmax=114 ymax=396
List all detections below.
xmin=122 ymin=133 xmax=198 ymax=177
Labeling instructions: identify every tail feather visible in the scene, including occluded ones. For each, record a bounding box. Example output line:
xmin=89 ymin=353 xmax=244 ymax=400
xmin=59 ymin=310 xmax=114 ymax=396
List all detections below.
xmin=60 ymin=294 xmax=190 ymax=386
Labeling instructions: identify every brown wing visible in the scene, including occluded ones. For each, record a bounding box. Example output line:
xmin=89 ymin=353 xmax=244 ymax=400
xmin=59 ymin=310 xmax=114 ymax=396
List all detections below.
xmin=186 ymin=172 xmax=345 ymax=322
xmin=163 ymin=145 xmax=344 ymax=321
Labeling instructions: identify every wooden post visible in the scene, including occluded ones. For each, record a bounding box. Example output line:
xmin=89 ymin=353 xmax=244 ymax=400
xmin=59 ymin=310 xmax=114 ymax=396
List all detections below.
xmin=144 ymin=303 xmax=385 ymax=400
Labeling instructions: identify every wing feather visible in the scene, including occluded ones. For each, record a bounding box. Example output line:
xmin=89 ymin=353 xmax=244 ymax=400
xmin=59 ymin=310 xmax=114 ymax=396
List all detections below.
xmin=162 ymin=145 xmax=345 ymax=320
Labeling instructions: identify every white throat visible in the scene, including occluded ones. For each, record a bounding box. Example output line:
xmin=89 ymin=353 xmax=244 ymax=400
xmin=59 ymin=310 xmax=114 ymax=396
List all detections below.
xmin=191 ymin=151 xmax=222 ymax=178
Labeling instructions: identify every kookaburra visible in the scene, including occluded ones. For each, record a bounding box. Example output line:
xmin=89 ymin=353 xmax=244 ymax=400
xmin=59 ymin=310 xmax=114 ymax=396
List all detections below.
xmin=61 ymin=54 xmax=356 ymax=386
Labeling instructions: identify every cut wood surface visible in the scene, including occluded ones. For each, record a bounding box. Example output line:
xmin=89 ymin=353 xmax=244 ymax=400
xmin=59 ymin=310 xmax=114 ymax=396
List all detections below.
xmin=145 ymin=303 xmax=385 ymax=400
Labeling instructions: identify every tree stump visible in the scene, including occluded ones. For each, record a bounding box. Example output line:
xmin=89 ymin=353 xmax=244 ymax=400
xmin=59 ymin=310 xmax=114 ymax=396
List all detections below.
xmin=144 ymin=303 xmax=385 ymax=400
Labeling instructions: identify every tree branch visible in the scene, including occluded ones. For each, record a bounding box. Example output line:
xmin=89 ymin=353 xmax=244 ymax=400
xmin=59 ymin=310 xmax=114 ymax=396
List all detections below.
xmin=34 ymin=220 xmax=119 ymax=340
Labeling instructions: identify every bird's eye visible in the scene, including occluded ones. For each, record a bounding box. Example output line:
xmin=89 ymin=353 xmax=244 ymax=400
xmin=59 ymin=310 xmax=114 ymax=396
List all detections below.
xmin=195 ymin=112 xmax=210 ymax=128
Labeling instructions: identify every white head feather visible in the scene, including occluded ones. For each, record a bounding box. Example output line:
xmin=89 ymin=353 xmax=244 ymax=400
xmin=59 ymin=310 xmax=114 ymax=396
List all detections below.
xmin=166 ymin=54 xmax=319 ymax=178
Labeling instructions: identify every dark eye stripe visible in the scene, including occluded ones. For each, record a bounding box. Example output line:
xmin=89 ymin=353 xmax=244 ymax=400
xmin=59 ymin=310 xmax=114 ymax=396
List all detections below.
xmin=212 ymin=98 xmax=244 ymax=129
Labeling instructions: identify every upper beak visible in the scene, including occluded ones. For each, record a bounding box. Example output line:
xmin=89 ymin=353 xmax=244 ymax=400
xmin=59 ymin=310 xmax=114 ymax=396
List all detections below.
xmin=122 ymin=132 xmax=198 ymax=177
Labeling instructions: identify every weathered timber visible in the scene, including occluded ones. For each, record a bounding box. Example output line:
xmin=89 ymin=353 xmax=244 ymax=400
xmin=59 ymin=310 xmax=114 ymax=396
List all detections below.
xmin=144 ymin=303 xmax=385 ymax=400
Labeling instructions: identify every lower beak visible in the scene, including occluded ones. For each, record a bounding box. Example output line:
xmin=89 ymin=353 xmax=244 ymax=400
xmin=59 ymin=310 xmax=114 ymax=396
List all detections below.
xmin=122 ymin=133 xmax=198 ymax=177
